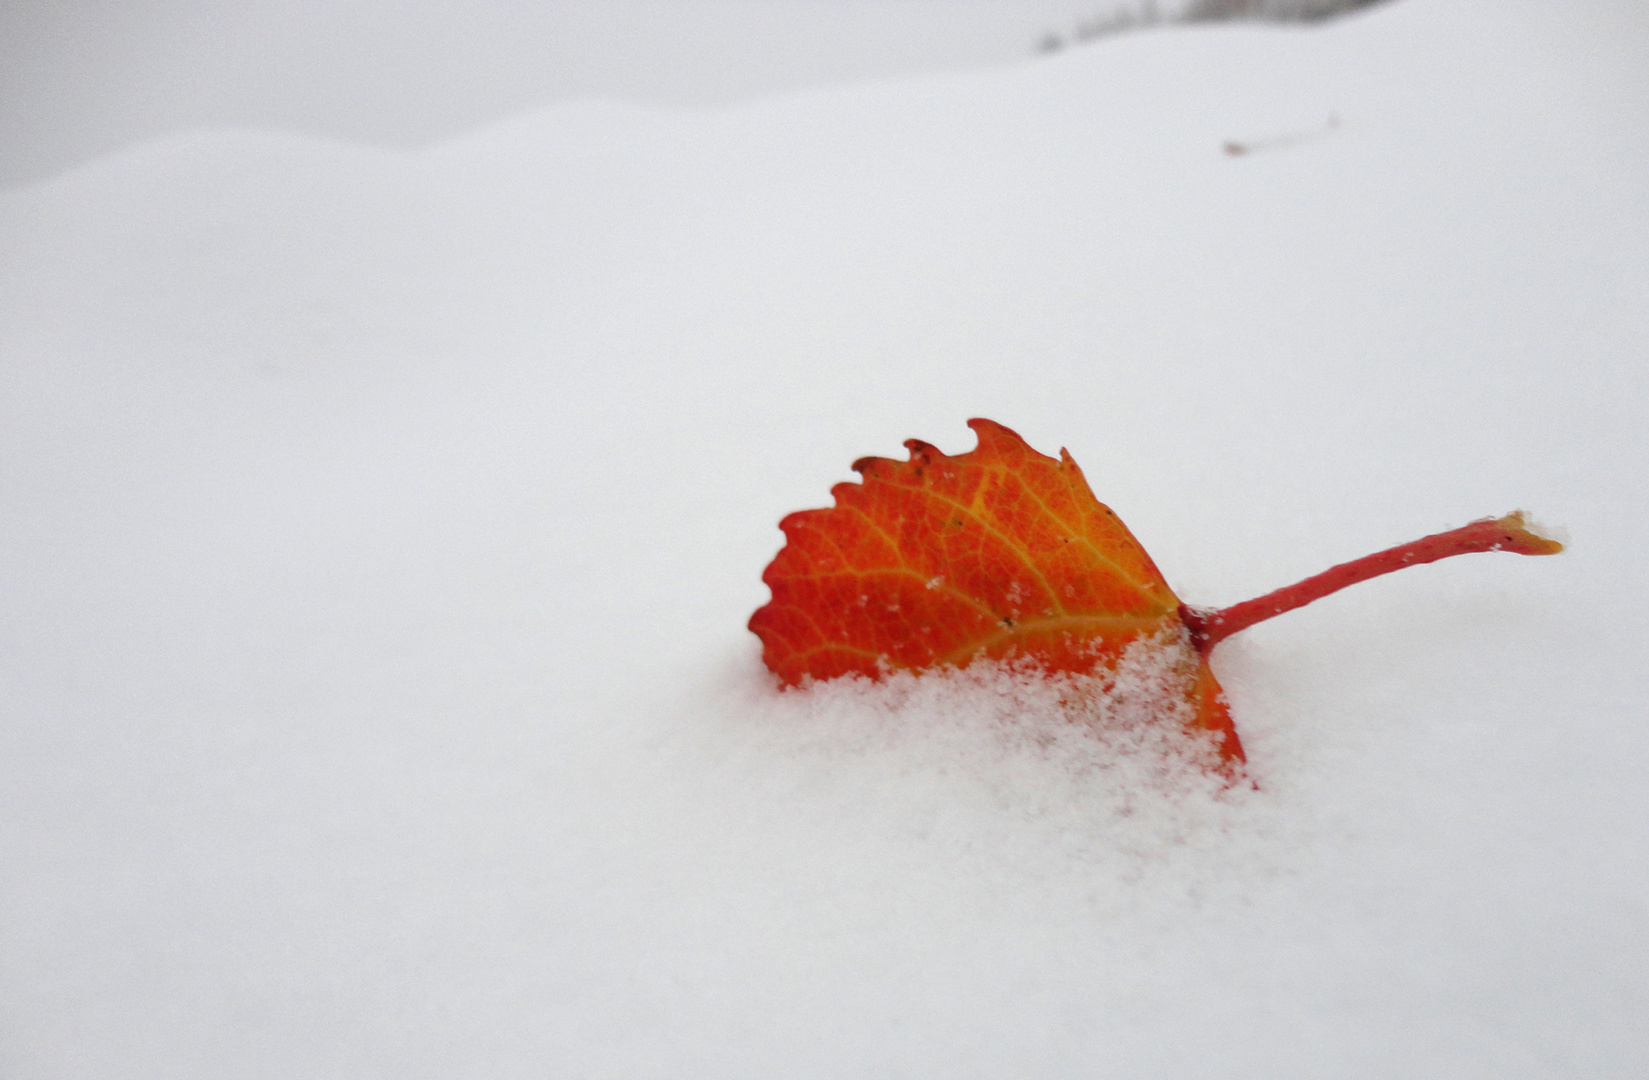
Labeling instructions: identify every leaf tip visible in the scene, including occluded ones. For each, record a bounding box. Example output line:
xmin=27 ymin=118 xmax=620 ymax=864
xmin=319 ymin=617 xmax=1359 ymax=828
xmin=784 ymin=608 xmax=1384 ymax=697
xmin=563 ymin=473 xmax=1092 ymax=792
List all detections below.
xmin=964 ymin=416 xmax=1024 ymax=450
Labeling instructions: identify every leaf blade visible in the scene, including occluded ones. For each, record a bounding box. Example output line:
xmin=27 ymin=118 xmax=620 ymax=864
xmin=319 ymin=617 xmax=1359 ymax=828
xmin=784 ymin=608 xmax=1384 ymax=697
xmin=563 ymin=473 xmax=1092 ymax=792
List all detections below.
xmin=750 ymin=419 xmax=1244 ymax=762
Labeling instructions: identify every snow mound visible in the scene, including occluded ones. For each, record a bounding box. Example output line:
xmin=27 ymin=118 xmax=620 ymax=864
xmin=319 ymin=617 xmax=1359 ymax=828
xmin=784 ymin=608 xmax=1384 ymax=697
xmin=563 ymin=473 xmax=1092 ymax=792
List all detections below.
xmin=704 ymin=639 xmax=1243 ymax=862
xmin=3 ymin=0 xmax=1648 ymax=1075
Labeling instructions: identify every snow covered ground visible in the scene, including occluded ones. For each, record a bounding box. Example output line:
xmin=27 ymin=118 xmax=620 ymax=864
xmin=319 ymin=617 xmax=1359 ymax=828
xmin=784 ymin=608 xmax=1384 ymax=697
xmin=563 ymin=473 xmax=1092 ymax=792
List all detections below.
xmin=0 ymin=0 xmax=1115 ymax=185
xmin=4 ymin=0 xmax=1649 ymax=1075
xmin=0 ymin=0 xmax=1383 ymax=186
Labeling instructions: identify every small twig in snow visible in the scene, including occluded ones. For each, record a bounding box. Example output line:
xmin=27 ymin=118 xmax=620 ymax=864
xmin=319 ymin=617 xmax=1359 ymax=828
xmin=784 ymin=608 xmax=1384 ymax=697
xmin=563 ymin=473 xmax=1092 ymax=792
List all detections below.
xmin=1223 ymin=114 xmax=1340 ymax=156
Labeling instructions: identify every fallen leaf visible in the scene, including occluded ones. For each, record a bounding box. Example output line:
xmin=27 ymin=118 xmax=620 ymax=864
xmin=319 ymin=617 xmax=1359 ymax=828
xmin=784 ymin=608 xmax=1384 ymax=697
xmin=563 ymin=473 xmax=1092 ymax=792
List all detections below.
xmin=748 ymin=418 xmax=1244 ymax=762
xmin=750 ymin=419 xmax=1566 ymax=773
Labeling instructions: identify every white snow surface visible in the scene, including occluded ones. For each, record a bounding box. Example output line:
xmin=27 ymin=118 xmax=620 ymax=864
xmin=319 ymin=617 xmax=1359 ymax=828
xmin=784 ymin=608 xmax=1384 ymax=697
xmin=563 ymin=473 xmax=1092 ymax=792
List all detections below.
xmin=0 ymin=0 xmax=1148 ymax=186
xmin=4 ymin=0 xmax=1649 ymax=1075
xmin=0 ymin=0 xmax=1382 ymax=187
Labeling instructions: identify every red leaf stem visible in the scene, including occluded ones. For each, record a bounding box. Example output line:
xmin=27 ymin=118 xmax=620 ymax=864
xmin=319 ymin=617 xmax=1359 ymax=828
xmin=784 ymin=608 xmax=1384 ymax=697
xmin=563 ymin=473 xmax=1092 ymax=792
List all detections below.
xmin=1179 ymin=511 xmax=1563 ymax=655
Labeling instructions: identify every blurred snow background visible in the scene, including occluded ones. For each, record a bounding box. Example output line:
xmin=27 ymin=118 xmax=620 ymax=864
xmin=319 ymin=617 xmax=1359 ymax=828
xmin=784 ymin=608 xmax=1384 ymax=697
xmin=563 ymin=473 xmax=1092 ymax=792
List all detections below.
xmin=4 ymin=0 xmax=1649 ymax=1077
xmin=3 ymin=0 xmax=1381 ymax=186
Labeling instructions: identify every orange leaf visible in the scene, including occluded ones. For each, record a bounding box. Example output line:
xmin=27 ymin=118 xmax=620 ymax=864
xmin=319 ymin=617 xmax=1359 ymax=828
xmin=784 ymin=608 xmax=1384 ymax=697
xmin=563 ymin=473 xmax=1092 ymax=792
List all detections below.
xmin=748 ymin=418 xmax=1244 ymax=763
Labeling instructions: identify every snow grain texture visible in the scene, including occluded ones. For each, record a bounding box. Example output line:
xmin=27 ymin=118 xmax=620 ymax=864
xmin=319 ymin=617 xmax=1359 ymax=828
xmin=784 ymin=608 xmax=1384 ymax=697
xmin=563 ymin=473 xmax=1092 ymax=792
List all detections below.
xmin=3 ymin=0 xmax=1648 ymax=1076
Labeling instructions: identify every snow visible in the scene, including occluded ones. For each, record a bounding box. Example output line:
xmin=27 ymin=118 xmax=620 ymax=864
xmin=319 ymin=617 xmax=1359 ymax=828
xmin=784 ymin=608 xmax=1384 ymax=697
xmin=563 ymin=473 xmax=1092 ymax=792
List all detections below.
xmin=4 ymin=0 xmax=1649 ymax=1075
xmin=0 ymin=0 xmax=1150 ymax=186
xmin=0 ymin=0 xmax=1397 ymax=186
